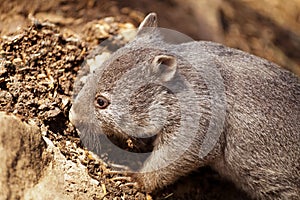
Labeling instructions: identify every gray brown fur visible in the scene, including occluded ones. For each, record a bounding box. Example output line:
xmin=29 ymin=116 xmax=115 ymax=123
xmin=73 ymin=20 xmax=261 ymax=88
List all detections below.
xmin=70 ymin=13 xmax=300 ymax=199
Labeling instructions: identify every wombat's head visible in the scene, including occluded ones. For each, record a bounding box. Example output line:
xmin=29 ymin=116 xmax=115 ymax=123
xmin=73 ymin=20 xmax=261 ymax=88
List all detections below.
xmin=69 ymin=13 xmax=188 ymax=154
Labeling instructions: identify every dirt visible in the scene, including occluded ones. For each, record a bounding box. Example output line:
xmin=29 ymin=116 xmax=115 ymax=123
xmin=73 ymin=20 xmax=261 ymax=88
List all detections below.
xmin=0 ymin=0 xmax=299 ymax=199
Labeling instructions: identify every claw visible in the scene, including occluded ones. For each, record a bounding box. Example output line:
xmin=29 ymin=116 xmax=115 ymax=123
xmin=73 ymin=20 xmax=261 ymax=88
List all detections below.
xmin=125 ymin=182 xmax=138 ymax=187
xmin=119 ymin=182 xmax=138 ymax=188
xmin=110 ymin=176 xmax=132 ymax=182
xmin=105 ymin=170 xmax=125 ymax=175
xmin=110 ymin=163 xmax=131 ymax=171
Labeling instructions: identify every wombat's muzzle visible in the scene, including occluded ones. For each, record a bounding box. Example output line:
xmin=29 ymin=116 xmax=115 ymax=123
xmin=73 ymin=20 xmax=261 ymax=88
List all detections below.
xmin=68 ymin=106 xmax=76 ymax=125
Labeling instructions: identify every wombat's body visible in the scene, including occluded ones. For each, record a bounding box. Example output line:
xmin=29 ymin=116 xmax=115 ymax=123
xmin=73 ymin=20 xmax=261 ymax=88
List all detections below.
xmin=70 ymin=13 xmax=300 ymax=199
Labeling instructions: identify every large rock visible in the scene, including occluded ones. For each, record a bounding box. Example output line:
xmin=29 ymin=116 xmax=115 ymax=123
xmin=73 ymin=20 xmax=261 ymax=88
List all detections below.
xmin=0 ymin=112 xmax=104 ymax=200
xmin=0 ymin=112 xmax=47 ymax=199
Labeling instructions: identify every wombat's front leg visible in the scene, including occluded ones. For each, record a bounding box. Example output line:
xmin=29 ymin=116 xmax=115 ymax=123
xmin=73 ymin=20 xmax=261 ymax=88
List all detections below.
xmin=133 ymin=148 xmax=202 ymax=193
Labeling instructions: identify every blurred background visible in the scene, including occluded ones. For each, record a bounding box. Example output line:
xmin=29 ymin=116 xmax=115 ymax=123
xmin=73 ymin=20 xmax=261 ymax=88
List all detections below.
xmin=1 ymin=0 xmax=300 ymax=76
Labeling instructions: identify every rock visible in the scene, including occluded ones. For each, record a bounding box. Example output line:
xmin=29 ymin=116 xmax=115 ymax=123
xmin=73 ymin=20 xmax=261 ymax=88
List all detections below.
xmin=0 ymin=112 xmax=47 ymax=199
xmin=0 ymin=112 xmax=105 ymax=200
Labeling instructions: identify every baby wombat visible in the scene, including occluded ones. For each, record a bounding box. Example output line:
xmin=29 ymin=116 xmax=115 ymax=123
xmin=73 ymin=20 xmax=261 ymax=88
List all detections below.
xmin=70 ymin=13 xmax=300 ymax=199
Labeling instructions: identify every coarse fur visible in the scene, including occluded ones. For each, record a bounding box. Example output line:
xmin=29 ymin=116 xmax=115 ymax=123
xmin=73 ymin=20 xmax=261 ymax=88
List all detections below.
xmin=70 ymin=13 xmax=300 ymax=199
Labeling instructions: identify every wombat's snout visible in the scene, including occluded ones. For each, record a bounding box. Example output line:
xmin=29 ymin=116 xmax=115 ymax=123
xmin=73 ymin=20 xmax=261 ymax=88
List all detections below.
xmin=69 ymin=106 xmax=83 ymax=135
xmin=69 ymin=104 xmax=88 ymax=134
xmin=69 ymin=106 xmax=76 ymax=125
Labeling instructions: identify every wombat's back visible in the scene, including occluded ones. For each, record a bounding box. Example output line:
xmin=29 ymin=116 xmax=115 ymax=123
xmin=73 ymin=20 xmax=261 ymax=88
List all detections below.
xmin=177 ymin=41 xmax=300 ymax=199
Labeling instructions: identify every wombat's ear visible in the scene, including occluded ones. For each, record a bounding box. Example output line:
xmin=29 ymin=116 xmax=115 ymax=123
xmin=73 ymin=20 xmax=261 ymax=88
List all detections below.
xmin=137 ymin=13 xmax=158 ymax=35
xmin=152 ymin=55 xmax=177 ymax=82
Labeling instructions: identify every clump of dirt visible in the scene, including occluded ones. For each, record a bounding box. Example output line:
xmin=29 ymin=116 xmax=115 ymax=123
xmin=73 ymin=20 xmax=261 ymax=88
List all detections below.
xmin=0 ymin=22 xmax=84 ymax=120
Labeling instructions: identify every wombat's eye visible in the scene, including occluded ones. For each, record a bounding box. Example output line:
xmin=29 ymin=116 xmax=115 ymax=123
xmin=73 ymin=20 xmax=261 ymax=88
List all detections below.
xmin=94 ymin=95 xmax=110 ymax=109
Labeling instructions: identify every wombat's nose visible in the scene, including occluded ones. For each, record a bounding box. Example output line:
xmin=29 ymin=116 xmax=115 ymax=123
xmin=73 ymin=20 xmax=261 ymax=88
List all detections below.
xmin=69 ymin=106 xmax=76 ymax=125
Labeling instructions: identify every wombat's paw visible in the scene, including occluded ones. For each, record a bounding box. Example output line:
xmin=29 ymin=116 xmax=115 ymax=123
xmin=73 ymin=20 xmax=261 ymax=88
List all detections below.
xmin=106 ymin=171 xmax=139 ymax=189
xmin=131 ymin=172 xmax=159 ymax=193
